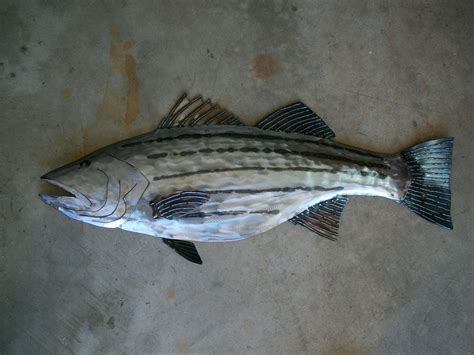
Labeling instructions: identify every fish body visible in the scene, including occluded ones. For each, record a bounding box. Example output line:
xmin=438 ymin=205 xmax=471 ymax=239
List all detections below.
xmin=114 ymin=125 xmax=408 ymax=241
xmin=40 ymin=94 xmax=454 ymax=263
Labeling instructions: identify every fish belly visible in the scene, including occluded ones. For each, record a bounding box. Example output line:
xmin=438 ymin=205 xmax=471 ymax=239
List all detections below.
xmin=121 ymin=176 xmax=342 ymax=241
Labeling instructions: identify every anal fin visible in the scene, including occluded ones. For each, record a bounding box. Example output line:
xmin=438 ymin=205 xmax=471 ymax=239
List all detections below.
xmin=290 ymin=196 xmax=348 ymax=240
xmin=162 ymin=239 xmax=203 ymax=264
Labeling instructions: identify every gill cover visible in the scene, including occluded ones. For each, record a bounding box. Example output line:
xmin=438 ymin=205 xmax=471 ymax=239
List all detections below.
xmin=41 ymin=155 xmax=149 ymax=228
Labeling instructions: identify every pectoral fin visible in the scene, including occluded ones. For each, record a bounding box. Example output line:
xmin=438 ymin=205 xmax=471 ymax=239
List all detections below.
xmin=162 ymin=239 xmax=203 ymax=264
xmin=290 ymin=196 xmax=348 ymax=240
xmin=150 ymin=191 xmax=210 ymax=220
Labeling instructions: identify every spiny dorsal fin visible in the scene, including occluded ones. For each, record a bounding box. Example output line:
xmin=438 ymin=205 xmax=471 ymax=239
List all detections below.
xmin=290 ymin=196 xmax=348 ymax=240
xmin=257 ymin=102 xmax=335 ymax=138
xmin=159 ymin=93 xmax=243 ymax=129
xmin=150 ymin=191 xmax=210 ymax=220
xmin=162 ymin=239 xmax=203 ymax=264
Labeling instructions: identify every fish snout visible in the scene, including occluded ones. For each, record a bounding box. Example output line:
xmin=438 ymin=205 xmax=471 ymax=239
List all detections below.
xmin=39 ymin=175 xmax=92 ymax=211
xmin=40 ymin=172 xmax=53 ymax=180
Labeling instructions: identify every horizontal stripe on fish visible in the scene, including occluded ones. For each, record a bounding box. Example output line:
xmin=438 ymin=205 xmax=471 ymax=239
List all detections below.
xmin=146 ymin=146 xmax=390 ymax=169
xmin=182 ymin=209 xmax=281 ymax=218
xmin=121 ymin=131 xmax=385 ymax=161
xmin=153 ymin=167 xmax=338 ymax=181
xmin=204 ymin=186 xmax=344 ymax=194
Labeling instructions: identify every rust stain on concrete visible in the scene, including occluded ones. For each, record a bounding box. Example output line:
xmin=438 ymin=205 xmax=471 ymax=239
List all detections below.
xmin=52 ymin=26 xmax=140 ymax=168
xmin=87 ymin=25 xmax=139 ymax=151
xmin=420 ymin=81 xmax=431 ymax=95
xmin=62 ymin=48 xmax=73 ymax=63
xmin=61 ymin=88 xmax=72 ymax=100
xmin=251 ymin=54 xmax=280 ymax=80
xmin=176 ymin=339 xmax=191 ymax=352
xmin=326 ymin=345 xmax=370 ymax=355
xmin=220 ymin=94 xmax=232 ymax=107
xmin=242 ymin=319 xmax=254 ymax=334
xmin=124 ymin=54 xmax=139 ymax=126
xmin=165 ymin=287 xmax=176 ymax=300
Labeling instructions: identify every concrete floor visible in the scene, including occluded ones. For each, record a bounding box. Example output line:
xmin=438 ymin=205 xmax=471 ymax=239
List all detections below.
xmin=1 ymin=0 xmax=473 ymax=353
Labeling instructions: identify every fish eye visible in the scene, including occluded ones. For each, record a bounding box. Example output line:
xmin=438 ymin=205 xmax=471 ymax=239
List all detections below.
xmin=80 ymin=160 xmax=91 ymax=168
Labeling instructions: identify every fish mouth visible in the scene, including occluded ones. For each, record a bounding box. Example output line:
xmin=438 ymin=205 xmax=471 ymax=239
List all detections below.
xmin=39 ymin=176 xmax=92 ymax=211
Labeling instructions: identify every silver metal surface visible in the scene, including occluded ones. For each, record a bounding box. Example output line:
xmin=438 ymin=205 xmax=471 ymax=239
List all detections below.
xmin=40 ymin=124 xmax=412 ymax=242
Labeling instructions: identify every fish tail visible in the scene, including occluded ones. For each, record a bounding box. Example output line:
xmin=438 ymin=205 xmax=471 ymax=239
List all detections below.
xmin=401 ymin=137 xmax=454 ymax=229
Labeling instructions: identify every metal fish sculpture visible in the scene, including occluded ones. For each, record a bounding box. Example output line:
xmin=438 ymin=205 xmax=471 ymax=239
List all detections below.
xmin=40 ymin=93 xmax=454 ymax=264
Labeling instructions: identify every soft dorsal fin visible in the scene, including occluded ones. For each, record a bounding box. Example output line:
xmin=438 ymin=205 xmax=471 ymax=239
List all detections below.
xmin=162 ymin=239 xmax=203 ymax=264
xmin=150 ymin=191 xmax=210 ymax=220
xmin=159 ymin=93 xmax=243 ymax=129
xmin=257 ymin=102 xmax=335 ymax=138
xmin=289 ymin=196 xmax=348 ymax=240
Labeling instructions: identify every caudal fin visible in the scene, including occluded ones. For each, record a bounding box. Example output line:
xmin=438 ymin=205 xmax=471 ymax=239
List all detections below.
xmin=402 ymin=138 xmax=454 ymax=229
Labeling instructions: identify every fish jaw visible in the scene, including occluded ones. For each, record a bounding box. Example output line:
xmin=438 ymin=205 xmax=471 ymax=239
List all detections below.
xmin=39 ymin=176 xmax=92 ymax=211
xmin=39 ymin=176 xmax=116 ymax=225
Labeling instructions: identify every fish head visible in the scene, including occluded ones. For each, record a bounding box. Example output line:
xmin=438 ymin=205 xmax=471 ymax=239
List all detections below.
xmin=40 ymin=152 xmax=149 ymax=228
xmin=40 ymin=153 xmax=112 ymax=220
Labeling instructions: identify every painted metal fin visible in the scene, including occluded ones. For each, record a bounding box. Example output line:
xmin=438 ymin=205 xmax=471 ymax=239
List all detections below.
xmin=159 ymin=93 xmax=243 ymax=128
xmin=162 ymin=239 xmax=203 ymax=264
xmin=289 ymin=196 xmax=348 ymax=240
xmin=150 ymin=191 xmax=210 ymax=220
xmin=401 ymin=138 xmax=453 ymax=229
xmin=257 ymin=102 xmax=335 ymax=138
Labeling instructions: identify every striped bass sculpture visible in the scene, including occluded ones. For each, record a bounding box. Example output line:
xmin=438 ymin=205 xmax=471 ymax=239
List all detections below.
xmin=40 ymin=94 xmax=454 ymax=264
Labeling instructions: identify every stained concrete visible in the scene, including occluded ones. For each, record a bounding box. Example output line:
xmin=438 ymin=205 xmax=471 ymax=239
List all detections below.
xmin=1 ymin=0 xmax=473 ymax=353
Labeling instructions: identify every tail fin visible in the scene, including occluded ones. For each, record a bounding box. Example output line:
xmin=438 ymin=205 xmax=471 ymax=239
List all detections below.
xmin=401 ymin=138 xmax=454 ymax=229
